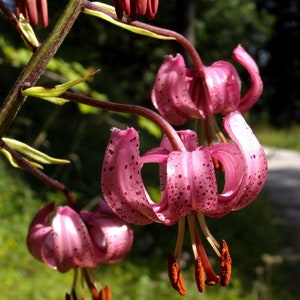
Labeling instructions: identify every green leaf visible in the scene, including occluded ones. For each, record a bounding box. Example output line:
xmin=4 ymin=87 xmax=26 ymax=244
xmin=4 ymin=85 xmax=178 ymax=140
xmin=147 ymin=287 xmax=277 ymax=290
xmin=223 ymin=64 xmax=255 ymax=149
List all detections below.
xmin=0 ymin=148 xmax=43 ymax=169
xmin=18 ymin=14 xmax=40 ymax=50
xmin=22 ymin=70 xmax=100 ymax=102
xmin=2 ymin=138 xmax=70 ymax=166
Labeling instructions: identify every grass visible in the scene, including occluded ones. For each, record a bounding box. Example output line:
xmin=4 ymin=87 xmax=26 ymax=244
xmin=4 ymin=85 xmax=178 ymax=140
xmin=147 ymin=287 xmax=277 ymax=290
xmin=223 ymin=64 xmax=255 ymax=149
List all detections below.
xmin=252 ymin=119 xmax=300 ymax=151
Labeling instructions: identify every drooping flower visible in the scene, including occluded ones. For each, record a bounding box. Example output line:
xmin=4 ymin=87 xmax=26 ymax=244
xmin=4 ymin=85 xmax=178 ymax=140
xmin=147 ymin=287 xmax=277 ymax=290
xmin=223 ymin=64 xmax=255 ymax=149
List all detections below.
xmin=26 ymin=201 xmax=133 ymax=272
xmin=151 ymin=45 xmax=263 ymax=125
xmin=113 ymin=0 xmax=159 ymax=20
xmin=101 ymin=111 xmax=267 ymax=294
xmin=15 ymin=0 xmax=48 ymax=27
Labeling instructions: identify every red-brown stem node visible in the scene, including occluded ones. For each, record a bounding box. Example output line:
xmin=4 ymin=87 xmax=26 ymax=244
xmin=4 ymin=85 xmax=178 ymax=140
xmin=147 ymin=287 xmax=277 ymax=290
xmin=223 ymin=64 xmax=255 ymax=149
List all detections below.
xmin=194 ymin=257 xmax=205 ymax=293
xmin=220 ymin=240 xmax=232 ymax=286
xmin=168 ymin=254 xmax=186 ymax=295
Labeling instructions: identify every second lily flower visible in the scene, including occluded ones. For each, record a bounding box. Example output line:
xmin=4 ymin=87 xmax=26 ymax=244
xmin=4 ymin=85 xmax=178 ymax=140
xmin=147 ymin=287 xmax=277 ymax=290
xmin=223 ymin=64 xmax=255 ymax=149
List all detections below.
xmin=151 ymin=45 xmax=263 ymax=125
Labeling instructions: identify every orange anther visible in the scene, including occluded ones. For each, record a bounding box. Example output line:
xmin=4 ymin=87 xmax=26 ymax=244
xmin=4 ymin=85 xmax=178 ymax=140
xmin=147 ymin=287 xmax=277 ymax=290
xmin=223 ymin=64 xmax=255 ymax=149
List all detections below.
xmin=168 ymin=254 xmax=186 ymax=295
xmin=220 ymin=240 xmax=232 ymax=286
xmin=194 ymin=256 xmax=205 ymax=293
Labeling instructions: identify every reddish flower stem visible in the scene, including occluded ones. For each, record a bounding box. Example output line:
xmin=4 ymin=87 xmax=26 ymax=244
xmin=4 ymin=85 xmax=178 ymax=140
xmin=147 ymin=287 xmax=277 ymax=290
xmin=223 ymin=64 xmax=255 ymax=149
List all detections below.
xmin=0 ymin=140 xmax=77 ymax=208
xmin=84 ymin=1 xmax=204 ymax=77
xmin=62 ymin=91 xmax=186 ymax=152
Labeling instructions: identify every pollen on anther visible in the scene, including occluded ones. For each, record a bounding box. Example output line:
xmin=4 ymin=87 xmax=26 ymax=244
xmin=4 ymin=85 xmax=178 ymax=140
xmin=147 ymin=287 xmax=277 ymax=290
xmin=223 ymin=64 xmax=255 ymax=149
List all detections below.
xmin=194 ymin=257 xmax=205 ymax=293
xmin=168 ymin=254 xmax=186 ymax=296
xmin=220 ymin=240 xmax=232 ymax=286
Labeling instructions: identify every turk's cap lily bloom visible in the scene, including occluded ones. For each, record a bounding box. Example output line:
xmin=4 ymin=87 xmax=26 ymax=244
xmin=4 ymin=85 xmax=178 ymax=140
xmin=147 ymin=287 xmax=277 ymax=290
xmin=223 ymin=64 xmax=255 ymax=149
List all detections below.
xmin=113 ymin=0 xmax=159 ymax=20
xmin=101 ymin=111 xmax=267 ymax=226
xmin=16 ymin=0 xmax=48 ymax=27
xmin=26 ymin=201 xmax=133 ymax=273
xmin=151 ymin=45 xmax=263 ymax=125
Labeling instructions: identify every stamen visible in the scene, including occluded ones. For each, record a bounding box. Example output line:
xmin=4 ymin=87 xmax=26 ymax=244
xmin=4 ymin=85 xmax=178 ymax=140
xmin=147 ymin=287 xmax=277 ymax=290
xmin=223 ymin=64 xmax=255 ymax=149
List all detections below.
xmin=187 ymin=215 xmax=220 ymax=286
xmin=82 ymin=268 xmax=99 ymax=300
xmin=220 ymin=240 xmax=232 ymax=286
xmin=197 ymin=213 xmax=220 ymax=256
xmin=168 ymin=254 xmax=186 ymax=295
xmin=207 ymin=117 xmax=227 ymax=143
xmin=194 ymin=257 xmax=205 ymax=293
xmin=173 ymin=217 xmax=186 ymax=260
xmin=187 ymin=215 xmax=198 ymax=259
xmin=99 ymin=285 xmax=111 ymax=300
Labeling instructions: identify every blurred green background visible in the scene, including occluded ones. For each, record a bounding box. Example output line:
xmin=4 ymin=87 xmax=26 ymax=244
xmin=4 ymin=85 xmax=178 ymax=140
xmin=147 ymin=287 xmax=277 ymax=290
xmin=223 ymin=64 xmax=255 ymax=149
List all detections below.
xmin=1 ymin=0 xmax=300 ymax=299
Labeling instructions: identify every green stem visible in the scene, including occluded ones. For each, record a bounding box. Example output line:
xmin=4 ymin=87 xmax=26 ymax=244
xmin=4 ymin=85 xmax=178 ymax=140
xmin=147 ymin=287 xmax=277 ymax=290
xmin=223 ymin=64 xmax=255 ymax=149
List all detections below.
xmin=0 ymin=0 xmax=85 ymax=137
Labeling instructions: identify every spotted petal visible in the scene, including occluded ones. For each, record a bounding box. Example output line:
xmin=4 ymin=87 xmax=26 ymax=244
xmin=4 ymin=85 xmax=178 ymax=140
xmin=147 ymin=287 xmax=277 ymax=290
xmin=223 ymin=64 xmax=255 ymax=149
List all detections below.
xmin=151 ymin=54 xmax=202 ymax=125
xmin=101 ymin=127 xmax=161 ymax=225
xmin=26 ymin=202 xmax=54 ymax=265
xmin=233 ymin=45 xmax=263 ymax=113
xmin=223 ymin=111 xmax=268 ymax=210
xmin=81 ymin=201 xmax=134 ymax=264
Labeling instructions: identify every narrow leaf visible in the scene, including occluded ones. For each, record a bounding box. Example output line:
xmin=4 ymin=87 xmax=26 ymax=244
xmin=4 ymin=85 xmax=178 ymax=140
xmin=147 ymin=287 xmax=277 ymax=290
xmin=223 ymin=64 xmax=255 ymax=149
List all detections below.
xmin=2 ymin=138 xmax=70 ymax=165
xmin=83 ymin=3 xmax=175 ymax=40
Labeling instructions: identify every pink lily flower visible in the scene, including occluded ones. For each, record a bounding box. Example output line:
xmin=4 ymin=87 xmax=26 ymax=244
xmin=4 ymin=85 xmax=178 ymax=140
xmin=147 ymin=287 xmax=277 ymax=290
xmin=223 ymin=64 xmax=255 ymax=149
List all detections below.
xmin=113 ymin=0 xmax=159 ymax=20
xmin=151 ymin=45 xmax=263 ymax=125
xmin=102 ymin=111 xmax=267 ymax=224
xmin=26 ymin=201 xmax=133 ymax=273
xmin=101 ymin=111 xmax=267 ymax=294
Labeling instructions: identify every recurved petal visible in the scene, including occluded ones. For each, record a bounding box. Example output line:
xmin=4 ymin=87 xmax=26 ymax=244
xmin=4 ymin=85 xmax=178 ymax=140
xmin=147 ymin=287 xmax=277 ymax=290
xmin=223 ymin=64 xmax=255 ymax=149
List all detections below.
xmin=159 ymin=130 xmax=199 ymax=152
xmin=151 ymin=54 xmax=201 ymax=125
xmin=101 ymin=127 xmax=160 ymax=225
xmin=223 ymin=111 xmax=268 ymax=210
xmin=52 ymin=206 xmax=100 ymax=272
xmin=198 ymin=61 xmax=241 ymax=117
xmin=82 ymin=207 xmax=134 ymax=265
xmin=154 ymin=147 xmax=218 ymax=225
xmin=233 ymin=45 xmax=263 ymax=113
xmin=26 ymin=202 xmax=54 ymax=264
xmin=208 ymin=142 xmax=247 ymax=217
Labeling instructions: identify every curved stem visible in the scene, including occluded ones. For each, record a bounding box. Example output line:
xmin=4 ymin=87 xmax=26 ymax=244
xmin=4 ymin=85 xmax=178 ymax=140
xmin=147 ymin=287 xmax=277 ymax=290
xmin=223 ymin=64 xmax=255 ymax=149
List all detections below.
xmin=84 ymin=1 xmax=204 ymax=76
xmin=62 ymin=91 xmax=187 ymax=152
xmin=0 ymin=140 xmax=77 ymax=208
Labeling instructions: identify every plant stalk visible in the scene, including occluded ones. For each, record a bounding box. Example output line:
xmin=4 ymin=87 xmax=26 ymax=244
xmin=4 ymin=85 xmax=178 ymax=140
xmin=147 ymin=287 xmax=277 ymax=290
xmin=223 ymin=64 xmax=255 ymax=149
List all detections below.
xmin=0 ymin=0 xmax=85 ymax=137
